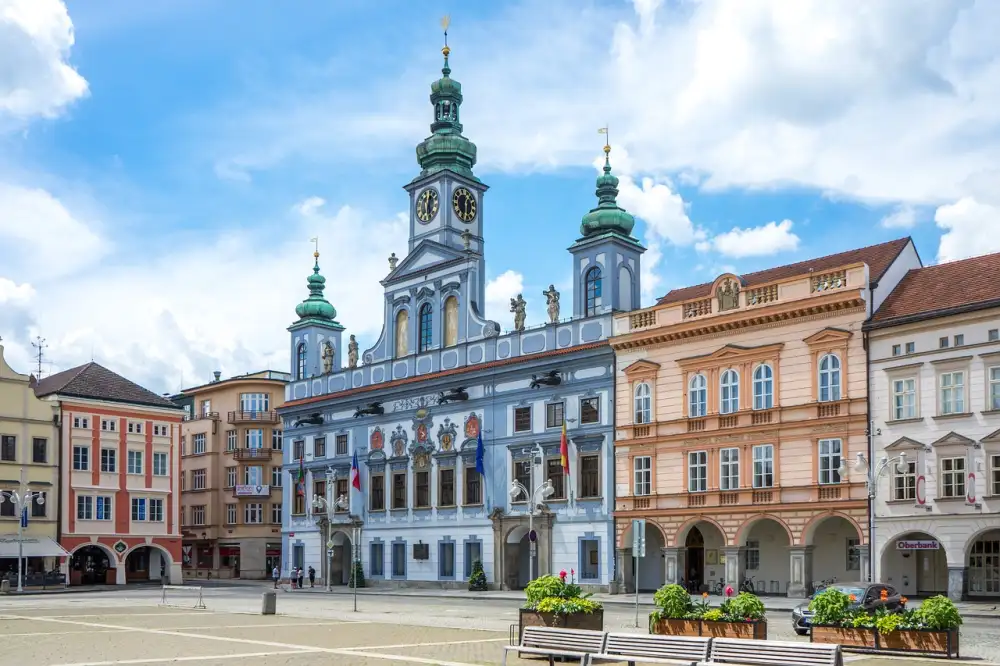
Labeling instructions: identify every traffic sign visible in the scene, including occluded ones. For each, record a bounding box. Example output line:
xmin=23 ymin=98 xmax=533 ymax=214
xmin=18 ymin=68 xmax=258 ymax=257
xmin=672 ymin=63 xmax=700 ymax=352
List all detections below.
xmin=632 ymin=518 xmax=646 ymax=558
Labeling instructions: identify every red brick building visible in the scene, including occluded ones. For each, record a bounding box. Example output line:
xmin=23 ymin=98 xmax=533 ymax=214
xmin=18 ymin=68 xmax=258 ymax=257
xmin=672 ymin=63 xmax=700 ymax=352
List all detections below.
xmin=34 ymin=363 xmax=184 ymax=585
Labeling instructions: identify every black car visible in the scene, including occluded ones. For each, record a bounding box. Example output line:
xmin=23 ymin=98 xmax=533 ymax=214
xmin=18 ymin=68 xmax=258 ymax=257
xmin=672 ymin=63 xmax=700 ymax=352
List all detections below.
xmin=791 ymin=582 xmax=903 ymax=635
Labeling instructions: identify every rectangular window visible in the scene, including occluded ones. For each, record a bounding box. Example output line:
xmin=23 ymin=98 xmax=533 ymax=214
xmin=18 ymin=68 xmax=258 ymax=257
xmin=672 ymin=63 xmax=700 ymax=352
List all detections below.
xmin=245 ymin=429 xmax=264 ymax=449
xmin=225 ymin=467 xmax=237 ymax=488
xmin=892 ymin=378 xmax=917 ymax=420
xmin=546 ymin=459 xmax=565 ymax=500
xmin=512 ymin=460 xmax=530 ymax=501
xmin=0 ymin=491 xmax=13 ymax=517
xmin=32 ymin=438 xmax=47 ymax=463
xmin=101 ymin=419 xmax=117 ymax=432
xmin=846 ymin=538 xmax=861 ymax=570
xmin=153 ymin=424 xmax=167 ymax=436
xmin=293 ymin=493 xmax=305 ymax=515
xmin=439 ymin=541 xmax=455 ymax=578
xmin=77 ymin=495 xmax=93 ymax=520
xmin=954 ymin=334 xmax=965 ymax=347
xmin=73 ymin=446 xmax=89 ymax=471
xmin=580 ymin=539 xmax=599 ymax=580
xmin=990 ymin=367 xmax=1000 ymax=411
xmin=226 ymin=430 xmax=236 ymax=451
xmin=370 ymin=473 xmax=385 ymax=511
xmin=31 ymin=491 xmax=46 ymax=518
xmin=392 ymin=472 xmax=407 ymax=509
xmin=939 ymin=336 xmax=949 ymax=349
xmin=818 ymin=438 xmax=842 ymax=485
xmin=513 ymin=407 xmax=532 ymax=433
xmin=336 ymin=434 xmax=349 ymax=456
xmin=131 ymin=498 xmax=147 ymax=521
xmin=271 ymin=466 xmax=283 ymax=487
xmin=240 ymin=392 xmax=270 ymax=412
xmin=892 ymin=344 xmax=901 ymax=357
xmin=633 ymin=456 xmax=651 ymax=496
xmin=335 ymin=478 xmax=348 ymax=511
xmin=95 ymin=496 xmax=112 ymax=521
xmin=153 ymin=452 xmax=168 ymax=476
xmin=464 ymin=466 xmax=482 ymax=505
xmin=415 ymin=471 xmax=430 ymax=508
xmin=0 ymin=435 xmax=14 ymax=462
xmin=103 ymin=448 xmax=122 ymax=473
xmin=245 ymin=503 xmax=263 ymax=524
xmin=752 ymin=444 xmax=774 ymax=488
xmin=192 ymin=505 xmax=206 ymax=525
xmin=147 ymin=498 xmax=162 ymax=522
xmin=200 ymin=400 xmax=211 ymax=415
xmin=579 ymin=455 xmax=600 ymax=498
xmin=245 ymin=465 xmax=263 ymax=486
xmin=180 ymin=436 xmax=186 ymax=455
xmin=465 ymin=541 xmax=482 ymax=579
xmin=688 ymin=451 xmax=708 ymax=492
xmin=720 ymin=447 xmax=740 ymax=490
xmin=370 ymin=543 xmax=385 ymax=577
xmin=73 ymin=416 xmax=90 ymax=429
xmin=905 ymin=341 xmax=915 ymax=354
xmin=545 ymin=402 xmax=564 ymax=429
xmin=313 ymin=479 xmax=326 ymax=504
xmin=192 ymin=468 xmax=206 ymax=490
xmin=127 ymin=450 xmax=143 ymax=475
xmin=939 ymin=371 xmax=965 ymax=415
xmin=580 ymin=397 xmax=600 ymax=424
xmin=226 ymin=503 xmax=237 ymax=524
xmin=941 ymin=457 xmax=966 ymax=498
xmin=439 ymin=468 xmax=455 ymax=506
xmin=391 ymin=542 xmax=405 ymax=577
xmin=893 ymin=461 xmax=917 ymax=501
xmin=271 ymin=503 xmax=282 ymax=524
xmin=192 ymin=433 xmax=206 ymax=454
xmin=314 ymin=437 xmax=326 ymax=458
xmin=990 ymin=328 xmax=999 ymax=342
xmin=293 ymin=440 xmax=305 ymax=460
xmin=991 ymin=454 xmax=1000 ymax=497
xmin=272 ymin=429 xmax=283 ymax=450
xmin=127 ymin=421 xmax=143 ymax=434
xmin=745 ymin=540 xmax=760 ymax=571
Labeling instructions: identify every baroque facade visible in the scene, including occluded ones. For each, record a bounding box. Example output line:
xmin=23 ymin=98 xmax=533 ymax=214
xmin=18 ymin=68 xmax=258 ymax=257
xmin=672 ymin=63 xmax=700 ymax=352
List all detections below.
xmin=277 ymin=42 xmax=643 ymax=590
xmin=866 ymin=251 xmax=1000 ymax=600
xmin=610 ymin=239 xmax=920 ymax=597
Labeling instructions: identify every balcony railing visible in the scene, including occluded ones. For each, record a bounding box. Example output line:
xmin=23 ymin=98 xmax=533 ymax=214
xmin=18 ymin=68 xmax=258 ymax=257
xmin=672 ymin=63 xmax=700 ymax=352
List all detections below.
xmin=817 ymin=402 xmax=842 ymax=418
xmin=228 ymin=410 xmax=279 ymax=424
xmin=184 ymin=411 xmax=219 ymax=422
xmin=615 ymin=485 xmax=857 ymax=512
xmin=632 ymin=425 xmax=652 ymax=438
xmin=233 ymin=448 xmax=275 ymax=461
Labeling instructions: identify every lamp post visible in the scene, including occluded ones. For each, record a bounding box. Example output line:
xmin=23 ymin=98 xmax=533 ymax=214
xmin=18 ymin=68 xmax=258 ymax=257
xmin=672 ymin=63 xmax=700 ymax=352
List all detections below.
xmin=838 ymin=450 xmax=909 ymax=583
xmin=0 ymin=470 xmax=46 ymax=593
xmin=508 ymin=447 xmax=555 ymax=583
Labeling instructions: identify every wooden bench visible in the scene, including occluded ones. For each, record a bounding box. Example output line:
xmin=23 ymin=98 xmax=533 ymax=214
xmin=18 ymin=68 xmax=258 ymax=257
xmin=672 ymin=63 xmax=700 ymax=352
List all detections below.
xmin=585 ymin=633 xmax=712 ymax=665
xmin=503 ymin=626 xmax=607 ymax=665
xmin=701 ymin=638 xmax=841 ymax=666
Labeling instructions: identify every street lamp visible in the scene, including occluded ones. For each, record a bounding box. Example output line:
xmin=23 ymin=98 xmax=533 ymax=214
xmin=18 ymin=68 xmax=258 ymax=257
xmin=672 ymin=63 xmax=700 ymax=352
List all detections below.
xmin=509 ymin=454 xmax=555 ymax=584
xmin=311 ymin=470 xmax=347 ymax=593
xmin=0 ymin=471 xmax=46 ymax=593
xmin=838 ymin=451 xmax=909 ymax=583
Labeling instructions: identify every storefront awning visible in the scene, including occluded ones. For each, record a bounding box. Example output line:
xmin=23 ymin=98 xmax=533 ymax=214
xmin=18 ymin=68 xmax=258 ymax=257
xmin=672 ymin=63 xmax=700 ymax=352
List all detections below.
xmin=0 ymin=535 xmax=70 ymax=558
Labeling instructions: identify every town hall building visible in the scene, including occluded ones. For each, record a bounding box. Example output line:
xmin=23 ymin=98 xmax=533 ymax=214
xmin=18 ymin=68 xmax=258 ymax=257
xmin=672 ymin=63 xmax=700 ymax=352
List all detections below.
xmin=277 ymin=40 xmax=644 ymax=590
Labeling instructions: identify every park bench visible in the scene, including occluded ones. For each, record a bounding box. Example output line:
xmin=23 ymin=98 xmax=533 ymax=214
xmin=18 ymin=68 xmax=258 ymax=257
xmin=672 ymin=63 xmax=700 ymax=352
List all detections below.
xmin=585 ymin=632 xmax=712 ymax=665
xmin=701 ymin=638 xmax=841 ymax=666
xmin=502 ymin=626 xmax=607 ymax=665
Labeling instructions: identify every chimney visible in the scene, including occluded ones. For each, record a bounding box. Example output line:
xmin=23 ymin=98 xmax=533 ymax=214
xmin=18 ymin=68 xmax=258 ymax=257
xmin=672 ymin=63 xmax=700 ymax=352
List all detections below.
xmin=213 ymin=371 xmax=221 ymax=382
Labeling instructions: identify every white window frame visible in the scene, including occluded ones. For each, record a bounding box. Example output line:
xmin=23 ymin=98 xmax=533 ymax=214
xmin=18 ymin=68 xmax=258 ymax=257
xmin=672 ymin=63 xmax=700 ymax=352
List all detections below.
xmin=893 ymin=460 xmax=917 ymax=501
xmin=77 ymin=495 xmax=93 ymax=520
xmin=892 ymin=378 xmax=917 ymax=420
xmin=101 ymin=419 xmax=117 ymax=432
xmin=152 ymin=452 xmax=168 ymax=476
xmin=633 ymin=456 xmax=651 ymax=496
xmin=245 ymin=429 xmax=264 ymax=449
xmin=720 ymin=447 xmax=740 ymax=490
xmin=939 ymin=371 xmax=966 ymax=415
xmin=244 ymin=502 xmax=263 ymax=524
xmin=940 ymin=457 xmax=966 ymax=498
xmin=720 ymin=369 xmax=740 ymax=414
xmin=271 ymin=466 xmax=283 ymax=487
xmin=688 ymin=451 xmax=708 ymax=492
xmin=272 ymin=429 xmax=283 ymax=450
xmin=240 ymin=393 xmax=270 ymax=412
xmin=131 ymin=498 xmax=147 ymax=522
xmin=990 ymin=454 xmax=1000 ymax=497
xmin=127 ymin=421 xmax=143 ymax=434
xmin=192 ymin=469 xmax=206 ymax=490
xmin=72 ymin=446 xmax=89 ymax=471
xmin=226 ymin=430 xmax=237 ymax=451
xmin=191 ymin=433 xmax=205 ymax=454
xmin=96 ymin=496 xmax=112 ymax=521
xmin=752 ymin=444 xmax=774 ymax=488
xmin=100 ymin=448 xmax=116 ymax=473
xmin=226 ymin=467 xmax=237 ymax=488
xmin=244 ymin=465 xmax=263 ymax=486
xmin=633 ymin=382 xmax=652 ymax=424
xmin=989 ymin=366 xmax=1000 ymax=412
xmin=688 ymin=374 xmax=707 ymax=417
xmin=192 ymin=505 xmax=206 ymax=525
xmin=818 ymin=353 xmax=842 ymax=402
xmin=127 ymin=450 xmax=143 ymax=475
xmin=271 ymin=503 xmax=282 ymax=524
xmin=226 ymin=504 xmax=237 ymax=524
xmin=149 ymin=498 xmax=163 ymax=522
xmin=818 ymin=438 xmax=842 ymax=485
xmin=752 ymin=364 xmax=774 ymax=410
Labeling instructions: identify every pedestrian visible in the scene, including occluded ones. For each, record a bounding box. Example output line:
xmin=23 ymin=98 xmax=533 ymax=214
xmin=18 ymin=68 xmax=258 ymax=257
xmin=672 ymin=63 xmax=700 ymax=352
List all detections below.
xmin=308 ymin=566 xmax=316 ymax=588
xmin=272 ymin=565 xmax=279 ymax=589
xmin=290 ymin=566 xmax=297 ymax=589
xmin=297 ymin=567 xmax=305 ymax=590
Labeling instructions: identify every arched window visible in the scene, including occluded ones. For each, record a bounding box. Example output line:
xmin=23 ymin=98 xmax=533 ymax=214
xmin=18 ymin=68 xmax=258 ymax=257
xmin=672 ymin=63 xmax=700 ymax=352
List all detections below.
xmin=634 ymin=382 xmax=651 ymax=424
xmin=585 ymin=266 xmax=603 ymax=317
xmin=819 ymin=353 xmax=841 ymax=402
xmin=395 ymin=309 xmax=409 ymax=357
xmin=418 ymin=303 xmax=433 ymax=353
xmin=688 ymin=374 xmax=707 ymax=417
xmin=753 ymin=364 xmax=774 ymax=410
xmin=296 ymin=344 xmax=307 ymax=380
xmin=443 ymin=296 xmax=459 ymax=347
xmin=720 ymin=369 xmax=740 ymax=414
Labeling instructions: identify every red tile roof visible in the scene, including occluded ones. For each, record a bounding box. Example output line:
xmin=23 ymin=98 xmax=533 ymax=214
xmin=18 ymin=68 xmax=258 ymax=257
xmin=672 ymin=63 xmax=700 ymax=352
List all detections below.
xmin=33 ymin=362 xmax=180 ymax=409
xmin=657 ymin=238 xmax=912 ymax=305
xmin=870 ymin=251 xmax=1000 ymax=325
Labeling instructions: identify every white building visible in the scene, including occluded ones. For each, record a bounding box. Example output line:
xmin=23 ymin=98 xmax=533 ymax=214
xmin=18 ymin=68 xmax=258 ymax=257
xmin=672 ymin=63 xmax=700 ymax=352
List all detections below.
xmin=866 ymin=252 xmax=1000 ymax=600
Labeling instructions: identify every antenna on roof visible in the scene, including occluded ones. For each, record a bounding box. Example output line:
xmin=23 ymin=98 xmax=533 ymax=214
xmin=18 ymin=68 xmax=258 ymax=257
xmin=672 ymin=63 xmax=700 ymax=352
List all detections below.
xmin=31 ymin=336 xmax=48 ymax=378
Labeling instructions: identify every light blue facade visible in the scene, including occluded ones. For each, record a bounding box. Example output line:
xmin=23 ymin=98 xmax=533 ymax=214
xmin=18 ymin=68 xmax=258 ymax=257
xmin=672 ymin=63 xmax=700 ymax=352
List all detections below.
xmin=278 ymin=46 xmax=643 ymax=590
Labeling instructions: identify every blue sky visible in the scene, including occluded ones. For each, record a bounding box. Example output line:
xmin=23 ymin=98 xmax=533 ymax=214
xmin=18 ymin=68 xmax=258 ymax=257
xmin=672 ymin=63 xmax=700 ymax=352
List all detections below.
xmin=1 ymin=0 xmax=999 ymax=393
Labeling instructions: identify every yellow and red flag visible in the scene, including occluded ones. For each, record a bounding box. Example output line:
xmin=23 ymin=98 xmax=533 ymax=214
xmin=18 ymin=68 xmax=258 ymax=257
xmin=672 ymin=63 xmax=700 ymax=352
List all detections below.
xmin=560 ymin=420 xmax=569 ymax=476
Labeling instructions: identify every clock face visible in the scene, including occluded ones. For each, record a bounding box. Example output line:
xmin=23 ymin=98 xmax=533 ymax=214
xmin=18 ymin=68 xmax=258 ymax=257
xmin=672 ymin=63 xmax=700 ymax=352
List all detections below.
xmin=452 ymin=187 xmax=477 ymax=223
xmin=415 ymin=188 xmax=439 ymax=223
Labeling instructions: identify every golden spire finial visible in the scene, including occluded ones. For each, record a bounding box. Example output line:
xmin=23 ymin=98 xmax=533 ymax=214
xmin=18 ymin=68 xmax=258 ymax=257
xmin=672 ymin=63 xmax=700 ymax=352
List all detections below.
xmin=441 ymin=15 xmax=451 ymax=56
xmin=310 ymin=237 xmax=319 ymax=259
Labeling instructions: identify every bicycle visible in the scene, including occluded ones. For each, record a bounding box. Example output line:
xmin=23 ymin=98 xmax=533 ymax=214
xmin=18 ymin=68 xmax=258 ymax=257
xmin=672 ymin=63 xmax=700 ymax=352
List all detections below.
xmin=739 ymin=575 xmax=756 ymax=594
xmin=811 ymin=576 xmax=837 ymax=593
xmin=712 ymin=577 xmax=726 ymax=595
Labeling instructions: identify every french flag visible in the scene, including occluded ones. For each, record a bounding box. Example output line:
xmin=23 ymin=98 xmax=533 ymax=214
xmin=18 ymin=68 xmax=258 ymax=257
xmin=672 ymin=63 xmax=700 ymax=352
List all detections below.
xmin=351 ymin=449 xmax=361 ymax=492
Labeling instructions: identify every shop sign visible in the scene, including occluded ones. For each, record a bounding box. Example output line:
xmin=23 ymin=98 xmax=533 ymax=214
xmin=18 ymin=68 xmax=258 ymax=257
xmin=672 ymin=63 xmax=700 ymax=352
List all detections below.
xmin=896 ymin=539 xmax=939 ymax=550
xmin=235 ymin=484 xmax=270 ymax=497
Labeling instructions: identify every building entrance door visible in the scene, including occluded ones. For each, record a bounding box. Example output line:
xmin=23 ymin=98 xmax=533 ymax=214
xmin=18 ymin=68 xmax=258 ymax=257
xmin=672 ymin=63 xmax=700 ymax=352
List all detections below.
xmin=686 ymin=527 xmax=705 ymax=592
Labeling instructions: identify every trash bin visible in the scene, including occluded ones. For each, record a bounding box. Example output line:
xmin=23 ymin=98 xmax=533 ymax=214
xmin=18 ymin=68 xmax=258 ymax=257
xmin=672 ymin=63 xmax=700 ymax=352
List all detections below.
xmin=261 ymin=591 xmax=276 ymax=615
xmin=0 ymin=579 xmax=10 ymax=594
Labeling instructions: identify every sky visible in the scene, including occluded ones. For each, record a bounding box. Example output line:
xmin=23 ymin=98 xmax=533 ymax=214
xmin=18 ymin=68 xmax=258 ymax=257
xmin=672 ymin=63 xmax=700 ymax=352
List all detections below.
xmin=2 ymin=0 xmax=999 ymax=395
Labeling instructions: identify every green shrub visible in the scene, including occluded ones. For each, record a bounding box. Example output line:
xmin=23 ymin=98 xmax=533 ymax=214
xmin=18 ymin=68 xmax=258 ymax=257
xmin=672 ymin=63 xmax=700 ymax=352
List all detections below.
xmin=809 ymin=587 xmax=851 ymax=626
xmin=535 ymin=596 xmax=602 ymax=614
xmin=348 ymin=559 xmax=365 ymax=589
xmin=724 ymin=592 xmax=766 ymax=621
xmin=525 ymin=575 xmax=564 ymax=606
xmin=653 ymin=584 xmax=693 ymax=619
xmin=467 ymin=560 xmax=487 ymax=592
xmin=915 ymin=595 xmax=962 ymax=630
xmin=702 ymin=609 xmax=724 ymax=621
xmin=523 ymin=571 xmax=603 ymax=615
xmin=875 ymin=611 xmax=904 ymax=635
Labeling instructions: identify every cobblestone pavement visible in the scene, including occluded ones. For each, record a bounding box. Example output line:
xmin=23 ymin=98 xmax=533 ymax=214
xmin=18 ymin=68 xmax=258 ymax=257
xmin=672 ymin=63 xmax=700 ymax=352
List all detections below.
xmin=1 ymin=587 xmax=996 ymax=665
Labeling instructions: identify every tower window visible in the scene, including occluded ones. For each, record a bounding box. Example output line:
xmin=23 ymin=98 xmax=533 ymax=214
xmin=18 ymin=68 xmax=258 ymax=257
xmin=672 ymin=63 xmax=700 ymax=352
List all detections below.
xmin=418 ymin=303 xmax=433 ymax=353
xmin=585 ymin=266 xmax=603 ymax=316
xmin=296 ymin=344 xmax=307 ymax=380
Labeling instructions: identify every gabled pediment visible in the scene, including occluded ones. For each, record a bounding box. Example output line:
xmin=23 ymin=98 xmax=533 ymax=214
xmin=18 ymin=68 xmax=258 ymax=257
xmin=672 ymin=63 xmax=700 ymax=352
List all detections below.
xmin=804 ymin=327 xmax=852 ymax=346
xmin=981 ymin=427 xmax=1000 ymax=444
xmin=382 ymin=240 xmax=466 ymax=284
xmin=885 ymin=436 xmax=927 ymax=452
xmin=677 ymin=342 xmax=784 ymax=368
xmin=931 ymin=431 xmax=976 ymax=448
xmin=622 ymin=359 xmax=661 ymax=377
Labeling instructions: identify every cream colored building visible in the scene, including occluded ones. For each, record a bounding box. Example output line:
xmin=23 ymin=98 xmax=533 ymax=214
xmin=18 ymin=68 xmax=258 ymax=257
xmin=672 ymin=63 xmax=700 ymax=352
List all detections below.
xmin=0 ymin=343 xmax=64 ymax=580
xmin=179 ymin=371 xmax=289 ymax=580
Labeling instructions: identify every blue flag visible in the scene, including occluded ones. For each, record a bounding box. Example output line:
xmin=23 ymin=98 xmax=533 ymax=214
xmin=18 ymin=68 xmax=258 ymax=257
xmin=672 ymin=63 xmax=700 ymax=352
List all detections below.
xmin=475 ymin=430 xmax=485 ymax=476
xmin=21 ymin=506 xmax=28 ymax=529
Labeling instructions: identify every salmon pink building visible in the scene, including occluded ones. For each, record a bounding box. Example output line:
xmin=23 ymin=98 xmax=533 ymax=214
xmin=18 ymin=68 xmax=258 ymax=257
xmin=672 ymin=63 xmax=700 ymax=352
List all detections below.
xmin=34 ymin=363 xmax=184 ymax=585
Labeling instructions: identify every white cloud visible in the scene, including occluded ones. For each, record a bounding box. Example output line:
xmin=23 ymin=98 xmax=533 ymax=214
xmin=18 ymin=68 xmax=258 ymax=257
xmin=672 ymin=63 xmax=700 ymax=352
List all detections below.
xmin=0 ymin=277 xmax=34 ymax=304
xmin=700 ymin=219 xmax=801 ymax=258
xmin=485 ymin=269 xmax=525 ymax=328
xmin=0 ymin=0 xmax=88 ymax=122
xmin=880 ymin=205 xmax=919 ymax=229
xmin=934 ymin=197 xmax=1000 ymax=263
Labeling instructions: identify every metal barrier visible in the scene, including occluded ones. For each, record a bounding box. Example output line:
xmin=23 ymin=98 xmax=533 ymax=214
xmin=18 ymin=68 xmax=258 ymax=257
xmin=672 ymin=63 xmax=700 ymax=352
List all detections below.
xmin=160 ymin=584 xmax=206 ymax=609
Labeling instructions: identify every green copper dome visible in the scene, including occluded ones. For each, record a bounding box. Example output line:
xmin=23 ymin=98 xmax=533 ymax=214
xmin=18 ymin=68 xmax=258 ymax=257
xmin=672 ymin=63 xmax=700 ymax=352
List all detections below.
xmin=414 ymin=46 xmax=479 ymax=181
xmin=580 ymin=147 xmax=635 ymax=237
xmin=295 ymin=253 xmax=337 ymax=321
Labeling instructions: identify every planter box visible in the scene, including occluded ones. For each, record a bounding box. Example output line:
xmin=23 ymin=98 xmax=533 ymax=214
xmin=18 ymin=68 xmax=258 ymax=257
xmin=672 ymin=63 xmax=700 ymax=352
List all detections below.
xmin=811 ymin=625 xmax=876 ymax=649
xmin=518 ymin=608 xmax=604 ymax=641
xmin=811 ymin=625 xmax=960 ymax=658
xmin=651 ymin=618 xmax=767 ymax=640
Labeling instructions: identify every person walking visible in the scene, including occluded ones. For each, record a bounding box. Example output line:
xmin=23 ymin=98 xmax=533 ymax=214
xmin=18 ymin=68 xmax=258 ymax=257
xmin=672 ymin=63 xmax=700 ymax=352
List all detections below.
xmin=308 ymin=566 xmax=316 ymax=588
xmin=272 ymin=565 xmax=280 ymax=589
xmin=289 ymin=566 xmax=297 ymax=589
xmin=297 ymin=567 xmax=305 ymax=590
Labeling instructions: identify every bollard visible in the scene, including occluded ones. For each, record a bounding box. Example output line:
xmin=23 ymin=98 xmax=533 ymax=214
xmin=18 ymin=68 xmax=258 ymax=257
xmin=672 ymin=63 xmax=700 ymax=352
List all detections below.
xmin=261 ymin=590 xmax=276 ymax=615
xmin=1 ymin=579 xmax=10 ymax=594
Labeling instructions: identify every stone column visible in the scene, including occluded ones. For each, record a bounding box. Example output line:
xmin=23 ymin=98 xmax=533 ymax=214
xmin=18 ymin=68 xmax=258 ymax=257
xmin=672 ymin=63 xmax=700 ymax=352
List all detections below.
xmin=787 ymin=546 xmax=813 ymax=598
xmin=857 ymin=544 xmax=871 ymax=583
xmin=947 ymin=566 xmax=965 ymax=602
xmin=611 ymin=548 xmax=626 ymax=595
xmin=721 ymin=547 xmax=743 ymax=593
xmin=662 ymin=547 xmax=686 ymax=586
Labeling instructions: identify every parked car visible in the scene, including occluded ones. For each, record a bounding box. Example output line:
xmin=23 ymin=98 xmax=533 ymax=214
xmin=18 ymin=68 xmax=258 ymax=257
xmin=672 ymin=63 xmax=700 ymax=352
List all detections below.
xmin=791 ymin=582 xmax=903 ymax=635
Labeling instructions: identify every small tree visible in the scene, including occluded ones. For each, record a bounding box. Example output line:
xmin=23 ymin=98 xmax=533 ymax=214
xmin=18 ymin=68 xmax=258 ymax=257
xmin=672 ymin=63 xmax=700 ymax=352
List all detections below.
xmin=349 ymin=559 xmax=365 ymax=589
xmin=468 ymin=559 xmax=488 ymax=591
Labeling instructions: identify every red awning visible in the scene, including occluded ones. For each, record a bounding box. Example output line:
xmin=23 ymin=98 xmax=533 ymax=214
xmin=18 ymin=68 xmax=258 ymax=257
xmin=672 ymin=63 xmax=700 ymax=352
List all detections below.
xmin=219 ymin=547 xmax=240 ymax=556
xmin=266 ymin=548 xmax=281 ymax=556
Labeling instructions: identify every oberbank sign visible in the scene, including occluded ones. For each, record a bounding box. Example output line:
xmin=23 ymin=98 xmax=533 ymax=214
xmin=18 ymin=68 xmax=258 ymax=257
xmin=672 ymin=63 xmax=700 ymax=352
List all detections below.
xmin=896 ymin=539 xmax=940 ymax=550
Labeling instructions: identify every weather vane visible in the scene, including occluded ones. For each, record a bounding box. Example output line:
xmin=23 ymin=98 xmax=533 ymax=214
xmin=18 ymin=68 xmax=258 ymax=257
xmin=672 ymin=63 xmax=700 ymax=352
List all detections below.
xmin=598 ymin=125 xmax=611 ymax=154
xmin=310 ymin=237 xmax=319 ymax=257
xmin=442 ymin=15 xmax=450 ymax=46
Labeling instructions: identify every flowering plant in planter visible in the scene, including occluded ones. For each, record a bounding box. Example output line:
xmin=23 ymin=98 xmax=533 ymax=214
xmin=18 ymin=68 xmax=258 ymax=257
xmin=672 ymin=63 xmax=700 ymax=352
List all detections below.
xmin=522 ymin=570 xmax=603 ymax=615
xmin=649 ymin=584 xmax=765 ymax=623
